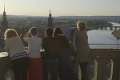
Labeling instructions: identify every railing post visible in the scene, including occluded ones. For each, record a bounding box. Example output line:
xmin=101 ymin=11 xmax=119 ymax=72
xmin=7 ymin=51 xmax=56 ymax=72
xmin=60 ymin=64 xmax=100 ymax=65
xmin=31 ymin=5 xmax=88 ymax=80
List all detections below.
xmin=112 ymin=54 xmax=120 ymax=80
xmin=96 ymin=55 xmax=107 ymax=80
xmin=90 ymin=49 xmax=120 ymax=80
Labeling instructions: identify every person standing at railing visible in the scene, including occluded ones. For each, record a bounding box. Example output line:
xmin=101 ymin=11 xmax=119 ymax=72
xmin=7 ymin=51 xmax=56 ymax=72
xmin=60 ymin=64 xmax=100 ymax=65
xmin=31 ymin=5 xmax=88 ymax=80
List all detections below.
xmin=24 ymin=27 xmax=43 ymax=80
xmin=53 ymin=27 xmax=76 ymax=80
xmin=4 ymin=29 xmax=29 ymax=80
xmin=74 ymin=21 xmax=91 ymax=80
xmin=42 ymin=27 xmax=59 ymax=80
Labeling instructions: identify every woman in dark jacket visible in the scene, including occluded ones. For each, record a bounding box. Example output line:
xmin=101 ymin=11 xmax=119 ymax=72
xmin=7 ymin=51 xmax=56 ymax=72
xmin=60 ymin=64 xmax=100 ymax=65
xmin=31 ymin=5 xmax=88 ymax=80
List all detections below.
xmin=52 ymin=27 xmax=75 ymax=80
xmin=42 ymin=28 xmax=59 ymax=80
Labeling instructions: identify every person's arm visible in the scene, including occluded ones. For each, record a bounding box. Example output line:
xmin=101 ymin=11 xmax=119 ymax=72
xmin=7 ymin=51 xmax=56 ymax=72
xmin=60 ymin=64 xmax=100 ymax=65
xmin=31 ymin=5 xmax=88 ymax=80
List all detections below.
xmin=19 ymin=33 xmax=22 ymax=38
xmin=23 ymin=30 xmax=31 ymax=42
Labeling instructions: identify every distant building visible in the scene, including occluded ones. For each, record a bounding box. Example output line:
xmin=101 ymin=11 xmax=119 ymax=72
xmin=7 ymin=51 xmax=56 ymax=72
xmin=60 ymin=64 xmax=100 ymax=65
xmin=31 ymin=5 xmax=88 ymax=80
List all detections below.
xmin=9 ymin=21 xmax=17 ymax=28
xmin=48 ymin=11 xmax=53 ymax=28
xmin=0 ymin=4 xmax=9 ymax=39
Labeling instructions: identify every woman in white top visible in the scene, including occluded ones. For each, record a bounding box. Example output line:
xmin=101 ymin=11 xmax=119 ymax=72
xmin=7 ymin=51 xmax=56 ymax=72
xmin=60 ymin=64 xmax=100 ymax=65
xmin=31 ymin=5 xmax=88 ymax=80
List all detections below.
xmin=24 ymin=27 xmax=43 ymax=80
xmin=4 ymin=29 xmax=29 ymax=80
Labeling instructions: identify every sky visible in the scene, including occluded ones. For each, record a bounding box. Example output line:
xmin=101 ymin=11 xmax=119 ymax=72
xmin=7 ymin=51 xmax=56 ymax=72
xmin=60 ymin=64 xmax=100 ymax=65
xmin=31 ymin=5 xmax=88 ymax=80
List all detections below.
xmin=0 ymin=0 xmax=120 ymax=16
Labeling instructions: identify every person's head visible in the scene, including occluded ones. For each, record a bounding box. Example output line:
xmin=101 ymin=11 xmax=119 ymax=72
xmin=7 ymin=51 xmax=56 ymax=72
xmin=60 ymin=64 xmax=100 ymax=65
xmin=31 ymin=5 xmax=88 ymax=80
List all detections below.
xmin=4 ymin=29 xmax=18 ymax=39
xmin=77 ymin=21 xmax=86 ymax=31
xmin=52 ymin=27 xmax=64 ymax=37
xmin=45 ymin=27 xmax=53 ymax=37
xmin=29 ymin=27 xmax=38 ymax=36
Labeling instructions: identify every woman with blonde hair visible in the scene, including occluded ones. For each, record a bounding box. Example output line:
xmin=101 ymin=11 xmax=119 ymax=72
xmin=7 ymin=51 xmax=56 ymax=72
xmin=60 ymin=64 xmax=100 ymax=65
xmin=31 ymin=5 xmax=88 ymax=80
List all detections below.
xmin=74 ymin=21 xmax=91 ymax=80
xmin=4 ymin=29 xmax=29 ymax=80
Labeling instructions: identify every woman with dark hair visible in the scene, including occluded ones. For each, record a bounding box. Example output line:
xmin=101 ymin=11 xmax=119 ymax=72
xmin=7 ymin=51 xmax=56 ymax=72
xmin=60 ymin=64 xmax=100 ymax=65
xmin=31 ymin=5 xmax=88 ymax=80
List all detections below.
xmin=52 ymin=27 xmax=70 ymax=49
xmin=74 ymin=21 xmax=91 ymax=80
xmin=53 ymin=27 xmax=74 ymax=80
xmin=42 ymin=27 xmax=59 ymax=80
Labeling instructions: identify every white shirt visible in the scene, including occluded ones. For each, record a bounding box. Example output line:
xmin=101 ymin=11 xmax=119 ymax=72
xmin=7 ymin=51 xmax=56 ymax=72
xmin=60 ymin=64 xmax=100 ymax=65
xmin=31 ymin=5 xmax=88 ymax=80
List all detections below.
xmin=26 ymin=36 xmax=42 ymax=58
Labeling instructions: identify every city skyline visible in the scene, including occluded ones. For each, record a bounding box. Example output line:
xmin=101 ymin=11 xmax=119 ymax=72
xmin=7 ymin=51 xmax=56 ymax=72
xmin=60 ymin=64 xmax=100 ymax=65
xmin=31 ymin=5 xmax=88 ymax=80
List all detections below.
xmin=0 ymin=0 xmax=120 ymax=16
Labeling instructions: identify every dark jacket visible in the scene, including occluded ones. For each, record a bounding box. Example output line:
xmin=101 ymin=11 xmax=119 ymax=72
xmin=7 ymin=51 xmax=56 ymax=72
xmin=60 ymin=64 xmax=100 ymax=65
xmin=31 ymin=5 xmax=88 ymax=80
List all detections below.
xmin=55 ymin=34 xmax=70 ymax=49
xmin=42 ymin=37 xmax=59 ymax=59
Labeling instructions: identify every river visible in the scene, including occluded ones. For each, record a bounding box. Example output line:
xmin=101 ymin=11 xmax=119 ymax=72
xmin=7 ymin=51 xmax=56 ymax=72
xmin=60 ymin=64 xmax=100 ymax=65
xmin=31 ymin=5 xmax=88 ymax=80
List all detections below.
xmin=88 ymin=22 xmax=120 ymax=49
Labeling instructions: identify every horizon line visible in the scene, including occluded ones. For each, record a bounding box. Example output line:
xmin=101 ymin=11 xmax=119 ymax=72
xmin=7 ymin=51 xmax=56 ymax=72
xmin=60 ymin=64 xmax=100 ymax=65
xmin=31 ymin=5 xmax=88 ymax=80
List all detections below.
xmin=0 ymin=14 xmax=120 ymax=17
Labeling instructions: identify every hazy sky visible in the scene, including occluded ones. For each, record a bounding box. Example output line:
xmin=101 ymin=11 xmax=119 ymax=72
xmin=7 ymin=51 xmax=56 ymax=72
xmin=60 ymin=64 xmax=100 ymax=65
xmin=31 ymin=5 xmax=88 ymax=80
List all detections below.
xmin=0 ymin=0 xmax=120 ymax=16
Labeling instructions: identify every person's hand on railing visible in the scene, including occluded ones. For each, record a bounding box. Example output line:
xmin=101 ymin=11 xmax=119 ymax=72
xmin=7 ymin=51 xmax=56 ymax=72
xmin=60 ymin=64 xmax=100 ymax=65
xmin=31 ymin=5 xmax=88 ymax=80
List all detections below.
xmin=24 ymin=47 xmax=28 ymax=52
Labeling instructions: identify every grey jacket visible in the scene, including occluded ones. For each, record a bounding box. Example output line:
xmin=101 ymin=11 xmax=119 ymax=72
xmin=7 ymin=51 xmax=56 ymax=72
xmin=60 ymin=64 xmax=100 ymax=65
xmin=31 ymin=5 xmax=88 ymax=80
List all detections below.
xmin=74 ymin=30 xmax=91 ymax=62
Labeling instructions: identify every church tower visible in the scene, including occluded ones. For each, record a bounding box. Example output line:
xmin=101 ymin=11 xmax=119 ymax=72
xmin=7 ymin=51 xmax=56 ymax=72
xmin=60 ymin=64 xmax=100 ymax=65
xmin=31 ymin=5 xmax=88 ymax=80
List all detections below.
xmin=1 ymin=3 xmax=9 ymax=39
xmin=48 ymin=10 xmax=53 ymax=28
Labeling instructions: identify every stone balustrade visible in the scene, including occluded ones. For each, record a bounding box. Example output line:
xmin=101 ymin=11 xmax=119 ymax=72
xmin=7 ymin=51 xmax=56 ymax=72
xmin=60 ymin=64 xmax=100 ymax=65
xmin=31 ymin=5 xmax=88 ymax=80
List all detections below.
xmin=0 ymin=49 xmax=120 ymax=80
xmin=86 ymin=49 xmax=120 ymax=80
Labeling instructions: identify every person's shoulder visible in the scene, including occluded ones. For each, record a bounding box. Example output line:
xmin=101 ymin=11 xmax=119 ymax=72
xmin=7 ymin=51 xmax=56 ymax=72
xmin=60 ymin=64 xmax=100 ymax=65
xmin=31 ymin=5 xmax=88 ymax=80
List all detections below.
xmin=42 ymin=37 xmax=49 ymax=39
xmin=56 ymin=35 xmax=67 ymax=40
xmin=6 ymin=37 xmax=22 ymax=43
xmin=37 ymin=37 xmax=41 ymax=39
xmin=56 ymin=34 xmax=64 ymax=38
xmin=43 ymin=37 xmax=54 ymax=40
xmin=42 ymin=37 xmax=46 ymax=42
xmin=37 ymin=37 xmax=42 ymax=41
xmin=80 ymin=30 xmax=86 ymax=33
xmin=26 ymin=37 xmax=31 ymax=40
xmin=75 ymin=30 xmax=85 ymax=34
xmin=42 ymin=37 xmax=45 ymax=40
xmin=7 ymin=36 xmax=19 ymax=41
xmin=26 ymin=36 xmax=32 ymax=39
xmin=55 ymin=35 xmax=60 ymax=40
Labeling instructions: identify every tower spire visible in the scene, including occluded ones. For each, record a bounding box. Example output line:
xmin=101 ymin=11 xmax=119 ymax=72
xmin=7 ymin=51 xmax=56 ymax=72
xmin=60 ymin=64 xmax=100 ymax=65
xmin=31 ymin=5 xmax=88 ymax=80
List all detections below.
xmin=3 ymin=2 xmax=6 ymax=16
xmin=49 ymin=10 xmax=51 ymax=17
xmin=4 ymin=2 xmax=5 ymax=12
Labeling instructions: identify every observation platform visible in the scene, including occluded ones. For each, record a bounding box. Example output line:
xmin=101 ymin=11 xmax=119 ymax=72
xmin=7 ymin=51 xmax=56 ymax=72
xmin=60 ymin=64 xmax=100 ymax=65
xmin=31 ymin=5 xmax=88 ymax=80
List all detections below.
xmin=0 ymin=48 xmax=120 ymax=80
